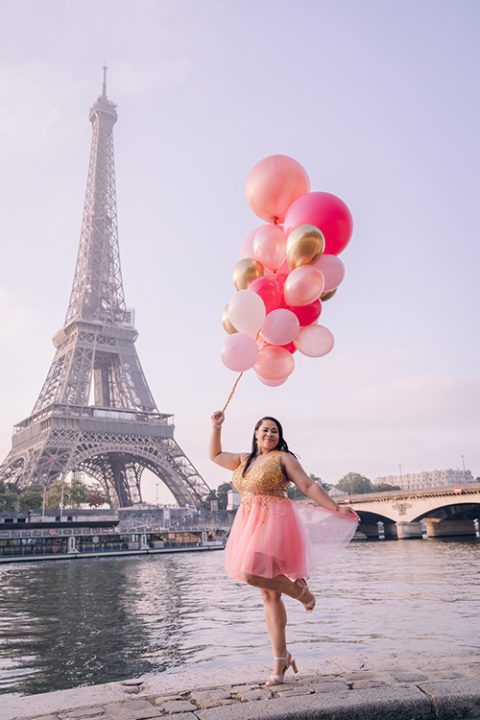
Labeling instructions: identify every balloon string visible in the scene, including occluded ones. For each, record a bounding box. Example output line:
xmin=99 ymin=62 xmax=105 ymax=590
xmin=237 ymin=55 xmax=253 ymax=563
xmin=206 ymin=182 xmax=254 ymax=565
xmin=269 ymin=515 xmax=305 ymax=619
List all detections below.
xmin=222 ymin=371 xmax=244 ymax=413
xmin=221 ymin=331 xmax=260 ymax=413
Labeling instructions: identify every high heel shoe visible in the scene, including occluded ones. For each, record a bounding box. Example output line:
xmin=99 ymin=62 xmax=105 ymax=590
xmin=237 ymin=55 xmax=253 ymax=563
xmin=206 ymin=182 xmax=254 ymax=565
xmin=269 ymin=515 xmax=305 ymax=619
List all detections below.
xmin=265 ymin=652 xmax=298 ymax=687
xmin=295 ymin=578 xmax=316 ymax=613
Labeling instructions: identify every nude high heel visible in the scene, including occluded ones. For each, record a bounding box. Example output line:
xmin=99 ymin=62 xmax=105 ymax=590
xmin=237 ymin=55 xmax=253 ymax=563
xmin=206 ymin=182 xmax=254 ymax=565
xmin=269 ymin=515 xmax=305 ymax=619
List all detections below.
xmin=265 ymin=652 xmax=299 ymax=687
xmin=295 ymin=578 xmax=316 ymax=613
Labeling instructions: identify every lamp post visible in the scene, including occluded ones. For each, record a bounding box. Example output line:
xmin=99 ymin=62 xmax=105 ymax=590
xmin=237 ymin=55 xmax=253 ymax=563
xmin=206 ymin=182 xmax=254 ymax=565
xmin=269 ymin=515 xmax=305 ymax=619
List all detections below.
xmin=399 ymin=463 xmax=403 ymax=488
xmin=461 ymin=455 xmax=466 ymax=484
xmin=155 ymin=483 xmax=159 ymax=506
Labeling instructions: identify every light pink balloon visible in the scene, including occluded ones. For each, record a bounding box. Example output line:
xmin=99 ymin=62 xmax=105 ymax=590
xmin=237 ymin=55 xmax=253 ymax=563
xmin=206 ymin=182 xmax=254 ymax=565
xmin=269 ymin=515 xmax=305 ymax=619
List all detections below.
xmin=221 ymin=333 xmax=259 ymax=371
xmin=228 ymin=289 xmax=266 ymax=337
xmin=283 ymin=266 xmax=325 ymax=307
xmin=275 ymin=258 xmax=290 ymax=275
xmin=253 ymin=225 xmax=286 ymax=271
xmin=240 ymin=226 xmax=262 ymax=258
xmin=313 ymin=255 xmax=345 ymax=293
xmin=256 ymin=372 xmax=289 ymax=387
xmin=294 ymin=324 xmax=334 ymax=357
xmin=254 ymin=345 xmax=295 ymax=380
xmin=246 ymin=155 xmax=310 ymax=224
xmin=261 ymin=308 xmax=300 ymax=346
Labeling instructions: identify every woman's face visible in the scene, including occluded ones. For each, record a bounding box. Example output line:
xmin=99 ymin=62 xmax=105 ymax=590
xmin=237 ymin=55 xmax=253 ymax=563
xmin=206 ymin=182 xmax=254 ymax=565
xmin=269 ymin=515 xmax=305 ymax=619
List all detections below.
xmin=255 ymin=420 xmax=280 ymax=453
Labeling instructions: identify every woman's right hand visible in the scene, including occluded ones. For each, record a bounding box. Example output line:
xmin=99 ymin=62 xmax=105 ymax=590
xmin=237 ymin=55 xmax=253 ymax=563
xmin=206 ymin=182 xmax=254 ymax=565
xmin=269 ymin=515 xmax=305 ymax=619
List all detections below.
xmin=211 ymin=410 xmax=225 ymax=427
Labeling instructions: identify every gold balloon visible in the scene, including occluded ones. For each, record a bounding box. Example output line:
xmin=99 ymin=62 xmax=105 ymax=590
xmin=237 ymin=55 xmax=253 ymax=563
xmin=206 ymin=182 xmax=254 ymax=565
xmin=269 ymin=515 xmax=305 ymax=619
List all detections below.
xmin=232 ymin=258 xmax=265 ymax=290
xmin=221 ymin=304 xmax=238 ymax=334
xmin=321 ymin=288 xmax=337 ymax=302
xmin=286 ymin=224 xmax=325 ymax=269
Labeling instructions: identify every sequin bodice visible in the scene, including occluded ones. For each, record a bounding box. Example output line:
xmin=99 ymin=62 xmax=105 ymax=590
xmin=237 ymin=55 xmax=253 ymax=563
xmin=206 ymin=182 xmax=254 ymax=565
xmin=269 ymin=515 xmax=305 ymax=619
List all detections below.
xmin=232 ymin=451 xmax=289 ymax=497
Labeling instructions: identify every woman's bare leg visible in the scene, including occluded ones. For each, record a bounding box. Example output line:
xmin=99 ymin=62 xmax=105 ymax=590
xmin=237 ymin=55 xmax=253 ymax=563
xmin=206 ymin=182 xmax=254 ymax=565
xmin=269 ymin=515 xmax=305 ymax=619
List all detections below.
xmin=243 ymin=572 xmax=314 ymax=607
xmin=261 ymin=589 xmax=288 ymax=676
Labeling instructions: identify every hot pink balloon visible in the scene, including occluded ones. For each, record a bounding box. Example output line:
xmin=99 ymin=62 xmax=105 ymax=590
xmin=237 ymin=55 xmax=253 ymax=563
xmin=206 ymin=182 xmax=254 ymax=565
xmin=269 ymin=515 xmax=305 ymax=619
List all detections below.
xmin=273 ymin=272 xmax=288 ymax=294
xmin=246 ymin=155 xmax=310 ymax=224
xmin=254 ymin=345 xmax=295 ymax=381
xmin=314 ymin=255 xmax=345 ymax=292
xmin=284 ymin=192 xmax=353 ymax=255
xmin=256 ymin=372 xmax=289 ymax=387
xmin=265 ymin=341 xmax=297 ymax=354
xmin=294 ymin=324 xmax=334 ymax=357
xmin=253 ymin=224 xmax=286 ymax=270
xmin=283 ymin=266 xmax=325 ymax=307
xmin=288 ymin=299 xmax=322 ymax=326
xmin=261 ymin=308 xmax=300 ymax=346
xmin=221 ymin=333 xmax=259 ymax=371
xmin=249 ymin=277 xmax=283 ymax=314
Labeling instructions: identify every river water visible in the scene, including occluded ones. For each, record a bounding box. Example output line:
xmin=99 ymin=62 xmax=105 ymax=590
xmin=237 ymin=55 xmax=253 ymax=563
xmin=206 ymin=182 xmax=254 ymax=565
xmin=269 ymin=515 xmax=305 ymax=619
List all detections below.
xmin=0 ymin=538 xmax=479 ymax=696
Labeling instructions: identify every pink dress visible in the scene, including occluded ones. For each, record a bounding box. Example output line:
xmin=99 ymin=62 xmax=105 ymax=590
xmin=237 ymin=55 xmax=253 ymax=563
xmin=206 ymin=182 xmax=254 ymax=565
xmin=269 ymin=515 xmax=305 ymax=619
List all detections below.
xmin=224 ymin=450 xmax=358 ymax=582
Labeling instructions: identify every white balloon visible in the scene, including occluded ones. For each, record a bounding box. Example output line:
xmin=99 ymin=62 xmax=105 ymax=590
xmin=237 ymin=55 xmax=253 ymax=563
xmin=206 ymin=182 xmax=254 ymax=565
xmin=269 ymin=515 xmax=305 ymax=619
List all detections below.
xmin=228 ymin=289 xmax=266 ymax=338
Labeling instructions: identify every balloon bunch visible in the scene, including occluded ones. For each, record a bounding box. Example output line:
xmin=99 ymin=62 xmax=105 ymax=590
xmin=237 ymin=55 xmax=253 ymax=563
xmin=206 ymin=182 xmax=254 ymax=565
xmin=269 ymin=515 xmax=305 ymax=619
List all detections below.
xmin=220 ymin=154 xmax=352 ymax=393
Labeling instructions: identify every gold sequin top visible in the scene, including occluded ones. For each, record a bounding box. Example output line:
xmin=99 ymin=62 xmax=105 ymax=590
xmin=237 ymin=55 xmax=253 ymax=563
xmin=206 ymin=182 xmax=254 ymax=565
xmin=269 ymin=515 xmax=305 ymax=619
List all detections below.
xmin=232 ymin=451 xmax=290 ymax=497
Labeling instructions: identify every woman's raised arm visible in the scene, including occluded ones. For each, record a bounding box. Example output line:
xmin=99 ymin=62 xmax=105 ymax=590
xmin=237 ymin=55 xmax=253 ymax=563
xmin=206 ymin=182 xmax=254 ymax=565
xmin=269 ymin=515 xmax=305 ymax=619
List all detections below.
xmin=209 ymin=410 xmax=244 ymax=470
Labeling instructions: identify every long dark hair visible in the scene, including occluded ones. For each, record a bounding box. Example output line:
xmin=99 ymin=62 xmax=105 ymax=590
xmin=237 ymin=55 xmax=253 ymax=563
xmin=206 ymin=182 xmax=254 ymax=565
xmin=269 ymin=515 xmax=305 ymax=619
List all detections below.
xmin=242 ymin=416 xmax=295 ymax=476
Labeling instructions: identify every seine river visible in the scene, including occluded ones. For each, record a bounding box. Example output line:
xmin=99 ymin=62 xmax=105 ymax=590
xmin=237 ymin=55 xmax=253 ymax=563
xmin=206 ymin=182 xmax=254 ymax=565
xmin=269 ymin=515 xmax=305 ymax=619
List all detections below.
xmin=0 ymin=538 xmax=479 ymax=696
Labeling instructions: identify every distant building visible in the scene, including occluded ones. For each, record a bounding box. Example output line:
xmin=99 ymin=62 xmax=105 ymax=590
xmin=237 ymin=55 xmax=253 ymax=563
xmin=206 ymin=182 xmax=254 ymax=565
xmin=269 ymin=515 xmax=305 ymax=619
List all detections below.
xmin=374 ymin=469 xmax=475 ymax=491
xmin=329 ymin=487 xmax=348 ymax=498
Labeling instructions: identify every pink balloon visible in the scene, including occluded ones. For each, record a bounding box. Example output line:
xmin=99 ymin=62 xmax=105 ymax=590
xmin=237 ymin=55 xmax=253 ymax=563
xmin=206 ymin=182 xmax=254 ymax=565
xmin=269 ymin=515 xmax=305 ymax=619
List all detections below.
xmin=253 ymin=225 xmax=286 ymax=270
xmin=283 ymin=266 xmax=325 ymax=307
xmin=314 ymin=255 xmax=345 ymax=292
xmin=284 ymin=192 xmax=353 ymax=255
xmin=249 ymin=277 xmax=283 ymax=313
xmin=275 ymin=258 xmax=290 ymax=275
xmin=246 ymin=155 xmax=311 ymax=224
xmin=221 ymin=333 xmax=259 ymax=371
xmin=254 ymin=345 xmax=295 ymax=380
xmin=256 ymin=372 xmax=289 ymax=387
xmin=240 ymin=226 xmax=261 ymax=258
xmin=261 ymin=308 xmax=300 ymax=346
xmin=294 ymin=324 xmax=334 ymax=357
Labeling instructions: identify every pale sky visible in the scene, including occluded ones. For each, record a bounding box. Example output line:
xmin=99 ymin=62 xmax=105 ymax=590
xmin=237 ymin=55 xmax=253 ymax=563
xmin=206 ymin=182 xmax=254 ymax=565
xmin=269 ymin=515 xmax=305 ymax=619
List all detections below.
xmin=0 ymin=0 xmax=479 ymax=503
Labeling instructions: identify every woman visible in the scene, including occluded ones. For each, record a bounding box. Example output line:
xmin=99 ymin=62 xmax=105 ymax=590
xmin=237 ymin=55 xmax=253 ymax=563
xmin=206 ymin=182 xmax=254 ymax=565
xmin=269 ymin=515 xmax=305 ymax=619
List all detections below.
xmin=209 ymin=410 xmax=358 ymax=687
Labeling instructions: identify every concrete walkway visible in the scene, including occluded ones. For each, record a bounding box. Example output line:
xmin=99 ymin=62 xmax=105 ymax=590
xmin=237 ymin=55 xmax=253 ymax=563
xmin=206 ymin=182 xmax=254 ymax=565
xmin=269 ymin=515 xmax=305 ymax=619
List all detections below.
xmin=4 ymin=652 xmax=480 ymax=720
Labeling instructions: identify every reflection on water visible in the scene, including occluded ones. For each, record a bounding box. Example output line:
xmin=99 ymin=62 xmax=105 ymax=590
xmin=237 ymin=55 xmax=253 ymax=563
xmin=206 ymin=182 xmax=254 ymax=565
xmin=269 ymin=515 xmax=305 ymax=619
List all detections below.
xmin=0 ymin=538 xmax=479 ymax=695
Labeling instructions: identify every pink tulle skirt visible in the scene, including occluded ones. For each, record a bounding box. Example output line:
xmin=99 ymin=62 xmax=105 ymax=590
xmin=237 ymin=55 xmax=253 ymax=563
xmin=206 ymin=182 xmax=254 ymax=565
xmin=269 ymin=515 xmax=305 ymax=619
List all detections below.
xmin=224 ymin=495 xmax=358 ymax=581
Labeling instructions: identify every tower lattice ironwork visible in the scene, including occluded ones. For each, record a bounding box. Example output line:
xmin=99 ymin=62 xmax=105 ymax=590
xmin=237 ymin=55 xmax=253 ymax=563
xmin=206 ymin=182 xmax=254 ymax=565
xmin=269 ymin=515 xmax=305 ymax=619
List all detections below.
xmin=0 ymin=72 xmax=211 ymax=508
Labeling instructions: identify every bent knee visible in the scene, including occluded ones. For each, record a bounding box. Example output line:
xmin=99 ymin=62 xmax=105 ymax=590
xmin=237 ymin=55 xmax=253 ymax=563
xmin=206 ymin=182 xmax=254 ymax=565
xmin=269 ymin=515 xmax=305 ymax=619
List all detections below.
xmin=242 ymin=573 xmax=261 ymax=587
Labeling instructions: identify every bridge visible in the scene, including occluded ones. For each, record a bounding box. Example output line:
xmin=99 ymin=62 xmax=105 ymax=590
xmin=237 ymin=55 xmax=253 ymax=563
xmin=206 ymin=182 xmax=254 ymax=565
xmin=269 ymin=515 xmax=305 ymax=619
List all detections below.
xmin=336 ymin=483 xmax=480 ymax=539
xmin=338 ymin=483 xmax=480 ymax=539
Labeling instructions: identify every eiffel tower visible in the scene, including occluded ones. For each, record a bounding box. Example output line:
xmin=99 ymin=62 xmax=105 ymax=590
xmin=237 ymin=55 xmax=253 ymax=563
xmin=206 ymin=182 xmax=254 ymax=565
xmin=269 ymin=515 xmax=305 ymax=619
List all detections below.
xmin=0 ymin=71 xmax=211 ymax=508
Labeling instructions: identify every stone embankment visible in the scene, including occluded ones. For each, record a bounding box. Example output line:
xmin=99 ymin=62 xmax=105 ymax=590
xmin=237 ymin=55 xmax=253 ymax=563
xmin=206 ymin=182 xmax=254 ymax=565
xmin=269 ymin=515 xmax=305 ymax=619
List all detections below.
xmin=4 ymin=653 xmax=480 ymax=720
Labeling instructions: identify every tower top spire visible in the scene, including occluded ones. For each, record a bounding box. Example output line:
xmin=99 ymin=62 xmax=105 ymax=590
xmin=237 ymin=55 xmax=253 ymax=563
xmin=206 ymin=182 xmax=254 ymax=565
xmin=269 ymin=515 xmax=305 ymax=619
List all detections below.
xmin=102 ymin=64 xmax=108 ymax=98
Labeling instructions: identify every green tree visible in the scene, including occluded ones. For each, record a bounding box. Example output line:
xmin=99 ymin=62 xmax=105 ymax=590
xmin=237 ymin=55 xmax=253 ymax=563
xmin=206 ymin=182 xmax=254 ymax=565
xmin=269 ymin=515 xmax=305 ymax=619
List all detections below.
xmin=335 ymin=472 xmax=372 ymax=495
xmin=69 ymin=478 xmax=89 ymax=507
xmin=373 ymin=483 xmax=401 ymax=492
xmin=45 ymin=480 xmax=66 ymax=508
xmin=216 ymin=482 xmax=233 ymax=510
xmin=287 ymin=485 xmax=308 ymax=500
xmin=19 ymin=484 xmax=44 ymax=510
xmin=0 ymin=491 xmax=20 ymax=512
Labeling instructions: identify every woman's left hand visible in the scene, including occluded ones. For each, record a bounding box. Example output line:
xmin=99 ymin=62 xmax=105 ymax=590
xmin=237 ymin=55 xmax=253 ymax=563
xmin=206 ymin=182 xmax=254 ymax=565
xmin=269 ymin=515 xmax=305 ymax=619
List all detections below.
xmin=337 ymin=505 xmax=360 ymax=521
